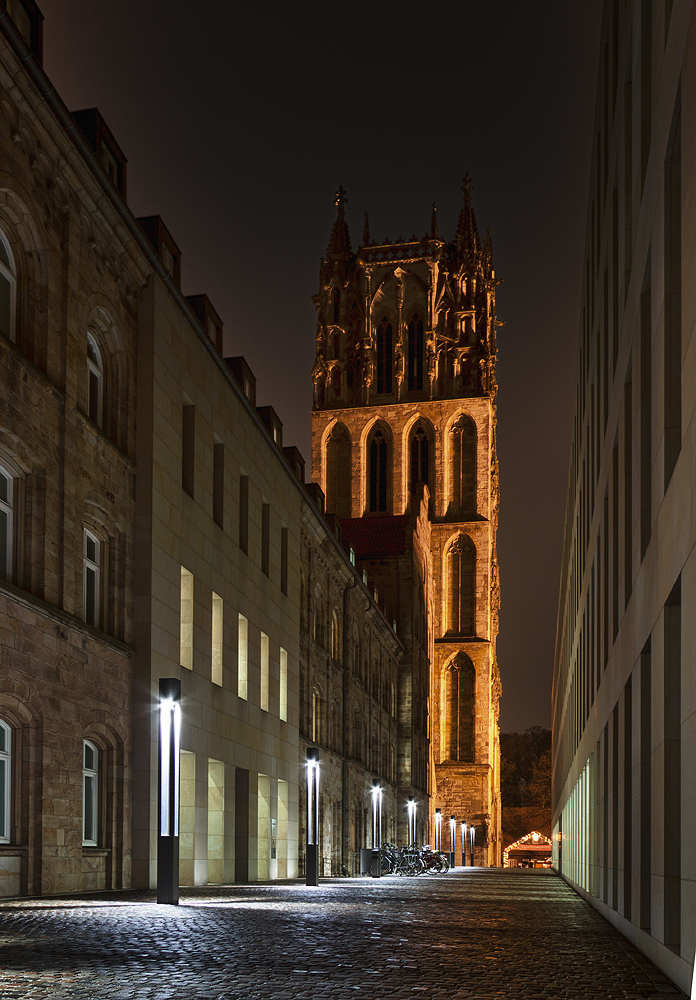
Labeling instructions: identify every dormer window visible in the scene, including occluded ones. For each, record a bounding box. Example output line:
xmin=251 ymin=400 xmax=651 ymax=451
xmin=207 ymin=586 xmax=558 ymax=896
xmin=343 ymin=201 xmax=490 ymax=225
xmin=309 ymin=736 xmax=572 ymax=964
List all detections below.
xmin=101 ymin=144 xmax=118 ymax=186
xmin=161 ymin=243 xmax=175 ymax=278
xmin=7 ymin=0 xmax=31 ymax=45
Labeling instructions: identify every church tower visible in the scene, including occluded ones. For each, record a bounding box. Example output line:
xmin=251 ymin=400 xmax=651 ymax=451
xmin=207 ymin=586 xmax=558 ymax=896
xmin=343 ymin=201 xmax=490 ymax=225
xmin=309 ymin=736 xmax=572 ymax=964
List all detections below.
xmin=311 ymin=180 xmax=502 ymax=864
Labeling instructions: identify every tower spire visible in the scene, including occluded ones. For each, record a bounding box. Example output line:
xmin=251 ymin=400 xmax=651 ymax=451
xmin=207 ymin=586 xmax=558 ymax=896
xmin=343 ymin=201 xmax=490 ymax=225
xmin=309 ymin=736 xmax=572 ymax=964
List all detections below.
xmin=326 ymin=185 xmax=352 ymax=261
xmin=430 ymin=202 xmax=439 ymax=238
xmin=455 ymin=173 xmax=480 ymax=258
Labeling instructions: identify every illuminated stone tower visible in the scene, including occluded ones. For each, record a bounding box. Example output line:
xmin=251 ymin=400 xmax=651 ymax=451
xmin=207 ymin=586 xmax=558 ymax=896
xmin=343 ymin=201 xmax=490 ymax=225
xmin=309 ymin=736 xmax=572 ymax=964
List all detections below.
xmin=311 ymin=179 xmax=502 ymax=864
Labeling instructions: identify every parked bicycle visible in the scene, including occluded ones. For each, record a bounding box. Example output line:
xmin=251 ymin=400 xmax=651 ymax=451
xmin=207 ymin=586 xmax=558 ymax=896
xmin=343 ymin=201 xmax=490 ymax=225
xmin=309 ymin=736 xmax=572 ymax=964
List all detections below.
xmin=419 ymin=845 xmax=449 ymax=874
xmin=379 ymin=843 xmax=424 ymax=876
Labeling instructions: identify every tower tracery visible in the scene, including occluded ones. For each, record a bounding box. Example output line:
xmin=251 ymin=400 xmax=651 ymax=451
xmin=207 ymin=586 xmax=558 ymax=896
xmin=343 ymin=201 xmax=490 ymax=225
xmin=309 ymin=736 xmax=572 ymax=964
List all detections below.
xmin=311 ymin=179 xmax=502 ymax=864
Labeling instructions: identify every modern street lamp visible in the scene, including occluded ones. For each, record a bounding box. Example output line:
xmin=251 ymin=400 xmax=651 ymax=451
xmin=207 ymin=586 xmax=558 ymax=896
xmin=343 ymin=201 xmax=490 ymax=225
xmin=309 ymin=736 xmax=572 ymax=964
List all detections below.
xmin=371 ymin=780 xmax=382 ymax=877
xmin=461 ymin=821 xmax=467 ymax=866
xmin=449 ymin=814 xmax=456 ymax=868
xmin=434 ymin=808 xmax=442 ymax=852
xmin=407 ymin=797 xmax=416 ymax=847
xmin=306 ymin=748 xmax=320 ymax=886
xmin=157 ymin=677 xmax=181 ymax=905
xmin=470 ymin=824 xmax=475 ymax=867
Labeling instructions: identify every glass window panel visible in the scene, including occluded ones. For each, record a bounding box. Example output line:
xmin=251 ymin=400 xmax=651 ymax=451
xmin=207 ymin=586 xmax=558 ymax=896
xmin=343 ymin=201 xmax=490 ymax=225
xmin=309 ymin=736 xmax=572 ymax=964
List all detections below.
xmin=85 ymin=567 xmax=96 ymax=625
xmin=0 ymin=511 xmax=6 ymax=578
xmin=0 ymin=760 xmax=5 ymax=836
xmin=0 ymin=274 xmax=11 ymax=339
xmin=84 ymin=775 xmax=94 ymax=842
xmin=0 ymin=472 xmax=8 ymax=504
xmin=0 ymin=236 xmax=9 ymax=270
xmin=84 ymin=743 xmax=94 ymax=769
xmin=86 ymin=535 xmax=96 ymax=562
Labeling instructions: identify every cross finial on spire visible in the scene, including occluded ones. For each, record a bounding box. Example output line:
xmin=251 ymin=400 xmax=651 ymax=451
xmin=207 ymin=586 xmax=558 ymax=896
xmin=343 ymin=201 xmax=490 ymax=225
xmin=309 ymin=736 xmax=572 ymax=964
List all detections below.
xmin=335 ymin=185 xmax=348 ymax=211
xmin=461 ymin=173 xmax=473 ymax=206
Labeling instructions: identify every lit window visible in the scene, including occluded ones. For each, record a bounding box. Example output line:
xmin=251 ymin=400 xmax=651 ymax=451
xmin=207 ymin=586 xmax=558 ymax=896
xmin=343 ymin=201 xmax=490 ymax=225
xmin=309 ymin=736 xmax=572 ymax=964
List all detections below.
xmin=260 ymin=632 xmax=269 ymax=711
xmin=180 ymin=567 xmax=193 ymax=670
xmin=0 ymin=720 xmax=10 ymax=843
xmin=212 ymin=592 xmax=223 ymax=686
xmin=83 ymin=529 xmax=100 ymax=627
xmin=0 ymin=466 xmax=13 ymax=580
xmin=279 ymin=647 xmax=287 ymax=722
xmin=87 ymin=333 xmax=103 ymax=427
xmin=237 ymin=614 xmax=248 ymax=700
xmin=82 ymin=740 xmax=98 ymax=846
xmin=0 ymin=228 xmax=16 ymax=341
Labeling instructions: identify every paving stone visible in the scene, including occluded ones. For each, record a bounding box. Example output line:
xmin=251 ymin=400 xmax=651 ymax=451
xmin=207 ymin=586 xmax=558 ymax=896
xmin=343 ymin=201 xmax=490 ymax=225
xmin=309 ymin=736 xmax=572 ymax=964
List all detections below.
xmin=0 ymin=869 xmax=688 ymax=998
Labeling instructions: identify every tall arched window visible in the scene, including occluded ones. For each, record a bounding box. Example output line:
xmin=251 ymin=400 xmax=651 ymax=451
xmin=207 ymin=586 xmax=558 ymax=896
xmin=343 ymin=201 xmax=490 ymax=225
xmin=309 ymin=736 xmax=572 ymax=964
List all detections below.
xmin=87 ymin=332 xmax=104 ymax=427
xmin=407 ymin=313 xmax=424 ymax=391
xmin=0 ymin=720 xmax=10 ymax=842
xmin=325 ymin=422 xmax=352 ymax=517
xmin=444 ymin=654 xmax=475 ymax=762
xmin=446 ymin=533 xmax=476 ymax=635
xmin=450 ymin=413 xmax=477 ymax=514
xmin=0 ymin=465 xmax=13 ymax=581
xmin=331 ymin=609 xmax=340 ymax=660
xmin=82 ymin=740 xmax=99 ymax=846
xmin=368 ymin=426 xmax=389 ymax=513
xmin=0 ymin=229 xmax=16 ymax=341
xmin=409 ymin=422 xmax=430 ymax=492
xmin=376 ymin=317 xmax=393 ymax=394
xmin=83 ymin=529 xmax=101 ymax=627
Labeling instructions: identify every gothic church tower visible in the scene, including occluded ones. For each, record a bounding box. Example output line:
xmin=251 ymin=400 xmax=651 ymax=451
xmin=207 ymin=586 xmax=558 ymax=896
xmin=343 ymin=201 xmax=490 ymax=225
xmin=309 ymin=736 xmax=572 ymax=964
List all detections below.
xmin=311 ymin=180 xmax=502 ymax=864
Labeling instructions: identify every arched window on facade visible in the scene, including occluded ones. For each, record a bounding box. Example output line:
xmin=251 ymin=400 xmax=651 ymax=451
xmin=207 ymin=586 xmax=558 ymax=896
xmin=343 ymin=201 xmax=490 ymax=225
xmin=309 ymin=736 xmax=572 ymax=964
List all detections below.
xmin=0 ymin=720 xmax=10 ymax=842
xmin=325 ymin=423 xmax=352 ymax=517
xmin=449 ymin=414 xmax=477 ymax=514
xmin=0 ymin=229 xmax=16 ymax=341
xmin=376 ymin=317 xmax=393 ymax=394
xmin=331 ymin=609 xmax=340 ymax=660
xmin=409 ymin=421 xmax=430 ymax=493
xmin=82 ymin=739 xmax=99 ymax=846
xmin=83 ymin=529 xmax=101 ymax=628
xmin=368 ymin=425 xmax=389 ymax=513
xmin=0 ymin=465 xmax=13 ymax=581
xmin=446 ymin=533 xmax=476 ymax=636
xmin=407 ymin=313 xmax=424 ymax=391
xmin=444 ymin=654 xmax=475 ymax=763
xmin=87 ymin=332 xmax=104 ymax=427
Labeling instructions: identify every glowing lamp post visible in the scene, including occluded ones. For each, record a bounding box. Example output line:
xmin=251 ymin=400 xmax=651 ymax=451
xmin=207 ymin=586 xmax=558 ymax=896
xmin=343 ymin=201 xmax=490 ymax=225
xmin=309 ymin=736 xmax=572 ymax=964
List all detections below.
xmin=470 ymin=824 xmax=475 ymax=867
xmin=306 ymin=748 xmax=320 ymax=886
xmin=157 ymin=677 xmax=181 ymax=905
xmin=449 ymin=815 xmax=456 ymax=868
xmin=461 ymin=821 xmax=467 ymax=866
xmin=371 ymin=780 xmax=383 ymax=877
xmin=434 ymin=808 xmax=442 ymax=852
xmin=407 ymin=797 xmax=416 ymax=847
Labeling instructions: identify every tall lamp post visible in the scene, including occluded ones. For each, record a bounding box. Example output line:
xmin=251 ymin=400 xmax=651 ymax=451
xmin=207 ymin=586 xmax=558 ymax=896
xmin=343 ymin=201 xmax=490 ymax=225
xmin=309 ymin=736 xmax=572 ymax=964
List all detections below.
xmin=461 ymin=821 xmax=467 ymax=867
xmin=371 ymin=780 xmax=382 ymax=877
xmin=407 ymin=797 xmax=416 ymax=847
xmin=470 ymin=824 xmax=475 ymax=867
xmin=449 ymin=815 xmax=456 ymax=868
xmin=157 ymin=677 xmax=181 ymax=905
xmin=306 ymin=748 xmax=320 ymax=886
xmin=434 ymin=808 xmax=442 ymax=852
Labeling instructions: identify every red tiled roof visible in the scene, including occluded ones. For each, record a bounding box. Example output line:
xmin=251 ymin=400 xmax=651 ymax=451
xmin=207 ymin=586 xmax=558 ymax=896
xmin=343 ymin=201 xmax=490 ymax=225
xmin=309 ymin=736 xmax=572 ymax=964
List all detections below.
xmin=340 ymin=515 xmax=409 ymax=558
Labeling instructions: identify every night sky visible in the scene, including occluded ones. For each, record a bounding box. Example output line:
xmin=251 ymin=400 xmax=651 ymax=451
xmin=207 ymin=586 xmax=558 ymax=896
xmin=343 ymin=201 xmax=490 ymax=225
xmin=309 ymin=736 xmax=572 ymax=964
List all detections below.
xmin=37 ymin=0 xmax=604 ymax=732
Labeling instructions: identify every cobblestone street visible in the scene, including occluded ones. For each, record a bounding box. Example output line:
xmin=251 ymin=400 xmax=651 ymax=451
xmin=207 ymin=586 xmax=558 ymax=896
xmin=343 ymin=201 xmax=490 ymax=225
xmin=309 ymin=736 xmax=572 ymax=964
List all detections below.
xmin=0 ymin=869 xmax=688 ymax=999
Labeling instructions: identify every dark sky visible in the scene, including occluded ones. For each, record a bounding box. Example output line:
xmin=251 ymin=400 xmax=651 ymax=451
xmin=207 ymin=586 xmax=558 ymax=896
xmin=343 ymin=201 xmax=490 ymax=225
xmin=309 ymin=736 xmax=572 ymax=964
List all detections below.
xmin=37 ymin=0 xmax=604 ymax=733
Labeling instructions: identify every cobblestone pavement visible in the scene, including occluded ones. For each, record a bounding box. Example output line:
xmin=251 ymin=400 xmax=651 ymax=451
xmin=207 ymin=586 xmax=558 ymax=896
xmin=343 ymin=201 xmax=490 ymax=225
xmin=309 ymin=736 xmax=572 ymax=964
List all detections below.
xmin=0 ymin=868 xmax=688 ymax=999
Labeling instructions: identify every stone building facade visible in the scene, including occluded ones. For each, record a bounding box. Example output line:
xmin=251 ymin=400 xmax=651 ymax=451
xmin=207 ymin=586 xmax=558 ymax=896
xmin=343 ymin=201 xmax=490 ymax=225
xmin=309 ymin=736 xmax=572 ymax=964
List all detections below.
xmin=298 ymin=494 xmax=405 ymax=875
xmin=552 ymin=1 xmax=696 ymax=992
xmin=311 ymin=186 xmax=502 ymax=864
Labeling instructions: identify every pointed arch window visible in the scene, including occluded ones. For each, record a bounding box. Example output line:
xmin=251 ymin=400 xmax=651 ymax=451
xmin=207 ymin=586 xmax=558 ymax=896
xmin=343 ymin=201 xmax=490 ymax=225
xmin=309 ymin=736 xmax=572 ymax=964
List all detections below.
xmin=82 ymin=740 xmax=99 ymax=846
xmin=331 ymin=365 xmax=341 ymax=398
xmin=325 ymin=422 xmax=352 ymax=518
xmin=444 ymin=655 xmax=475 ymax=762
xmin=368 ymin=426 xmax=389 ymax=513
xmin=87 ymin=332 xmax=104 ymax=427
xmin=446 ymin=534 xmax=476 ymax=635
xmin=0 ymin=229 xmax=16 ymax=342
xmin=450 ymin=414 xmax=477 ymax=514
xmin=0 ymin=465 xmax=13 ymax=581
xmin=409 ymin=422 xmax=430 ymax=492
xmin=407 ymin=313 xmax=424 ymax=391
xmin=376 ymin=317 xmax=393 ymax=394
